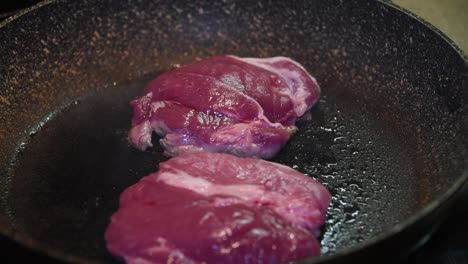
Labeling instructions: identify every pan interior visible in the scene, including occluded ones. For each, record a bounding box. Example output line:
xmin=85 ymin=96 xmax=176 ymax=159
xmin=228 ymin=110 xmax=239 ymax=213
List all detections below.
xmin=5 ymin=76 xmax=418 ymax=261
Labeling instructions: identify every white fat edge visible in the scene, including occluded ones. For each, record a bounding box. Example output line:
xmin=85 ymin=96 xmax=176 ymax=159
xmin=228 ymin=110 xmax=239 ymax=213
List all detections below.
xmin=229 ymin=55 xmax=297 ymax=106
xmin=128 ymin=120 xmax=153 ymax=150
xmin=230 ymin=55 xmax=321 ymax=114
xmin=212 ymin=196 xmax=243 ymax=207
xmin=236 ymin=56 xmax=320 ymax=92
xmin=228 ymin=55 xmax=297 ymax=94
xmin=150 ymin=119 xmax=170 ymax=136
xmin=150 ymin=101 xmax=166 ymax=112
xmin=157 ymin=169 xmax=265 ymax=201
xmin=145 ymin=91 xmax=153 ymax=98
xmin=258 ymin=115 xmax=283 ymax=128
xmin=160 ymin=165 xmax=324 ymax=229
xmin=173 ymin=145 xmax=205 ymax=155
xmin=148 ymin=100 xmax=170 ymax=135
xmin=158 ymin=170 xmax=212 ymax=193
xmin=273 ymin=57 xmax=321 ymax=106
xmin=157 ymin=167 xmax=314 ymax=225
xmin=276 ymin=68 xmax=311 ymax=115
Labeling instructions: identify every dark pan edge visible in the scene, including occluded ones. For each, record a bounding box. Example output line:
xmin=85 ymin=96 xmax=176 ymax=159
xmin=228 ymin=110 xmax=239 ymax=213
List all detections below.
xmin=0 ymin=0 xmax=55 ymax=29
xmin=4 ymin=170 xmax=467 ymax=264
xmin=0 ymin=2 xmax=111 ymax=263
xmin=310 ymin=2 xmax=468 ymax=262
xmin=303 ymin=3 xmax=468 ymax=262
xmin=378 ymin=0 xmax=468 ymax=64
xmin=301 ymin=170 xmax=468 ymax=264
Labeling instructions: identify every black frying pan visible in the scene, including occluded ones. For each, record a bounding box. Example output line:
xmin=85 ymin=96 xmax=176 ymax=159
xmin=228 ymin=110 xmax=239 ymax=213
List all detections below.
xmin=0 ymin=0 xmax=467 ymax=263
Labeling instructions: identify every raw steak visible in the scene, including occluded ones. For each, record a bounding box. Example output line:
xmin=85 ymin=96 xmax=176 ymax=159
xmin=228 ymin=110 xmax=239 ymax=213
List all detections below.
xmin=128 ymin=56 xmax=320 ymax=158
xmin=105 ymin=152 xmax=331 ymax=264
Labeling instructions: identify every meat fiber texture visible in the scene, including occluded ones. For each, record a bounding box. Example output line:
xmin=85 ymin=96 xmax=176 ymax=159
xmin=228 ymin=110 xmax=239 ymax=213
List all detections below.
xmin=105 ymin=152 xmax=331 ymax=264
xmin=128 ymin=56 xmax=320 ymax=159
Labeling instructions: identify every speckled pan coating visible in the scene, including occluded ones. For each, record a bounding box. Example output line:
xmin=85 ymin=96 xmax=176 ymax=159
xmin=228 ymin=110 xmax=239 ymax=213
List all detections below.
xmin=0 ymin=0 xmax=467 ymax=264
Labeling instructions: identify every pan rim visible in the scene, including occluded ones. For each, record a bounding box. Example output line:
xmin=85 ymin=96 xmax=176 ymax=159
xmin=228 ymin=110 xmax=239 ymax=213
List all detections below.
xmin=302 ymin=170 xmax=468 ymax=263
xmin=306 ymin=0 xmax=468 ymax=262
xmin=0 ymin=0 xmax=55 ymax=29
xmin=0 ymin=0 xmax=467 ymax=263
xmin=379 ymin=0 xmax=468 ymax=65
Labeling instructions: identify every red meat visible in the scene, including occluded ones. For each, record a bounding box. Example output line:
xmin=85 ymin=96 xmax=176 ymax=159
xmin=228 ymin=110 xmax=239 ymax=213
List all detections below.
xmin=128 ymin=56 xmax=320 ymax=158
xmin=105 ymin=152 xmax=331 ymax=264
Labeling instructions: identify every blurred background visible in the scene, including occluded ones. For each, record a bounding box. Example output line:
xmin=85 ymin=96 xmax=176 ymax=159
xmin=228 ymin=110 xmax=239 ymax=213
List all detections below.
xmin=393 ymin=0 xmax=468 ymax=53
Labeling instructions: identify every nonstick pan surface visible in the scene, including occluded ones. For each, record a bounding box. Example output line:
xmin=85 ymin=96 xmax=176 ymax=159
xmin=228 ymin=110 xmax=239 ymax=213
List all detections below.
xmin=0 ymin=0 xmax=467 ymax=263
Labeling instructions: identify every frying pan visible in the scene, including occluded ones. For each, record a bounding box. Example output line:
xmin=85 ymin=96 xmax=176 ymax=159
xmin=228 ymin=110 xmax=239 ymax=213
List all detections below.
xmin=0 ymin=0 xmax=467 ymax=263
